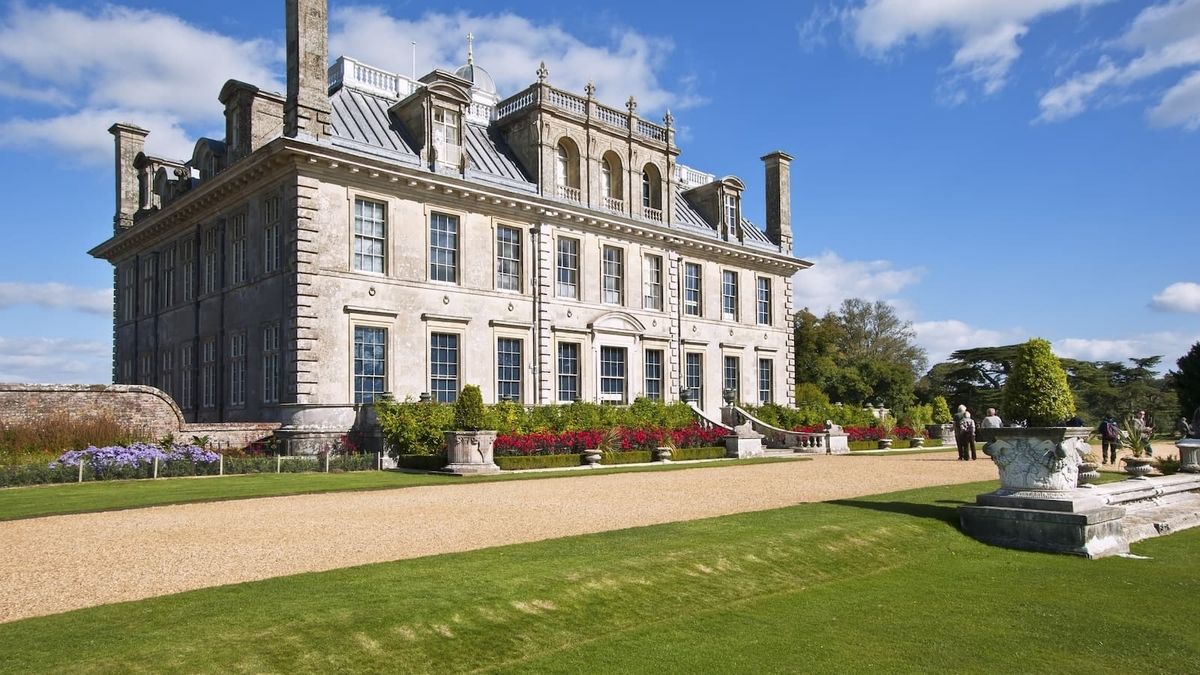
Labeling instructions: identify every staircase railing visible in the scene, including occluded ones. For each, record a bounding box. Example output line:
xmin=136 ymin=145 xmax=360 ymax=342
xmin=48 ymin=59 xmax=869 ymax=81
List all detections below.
xmin=687 ymin=402 xmax=733 ymax=433
xmin=728 ymin=406 xmax=849 ymax=454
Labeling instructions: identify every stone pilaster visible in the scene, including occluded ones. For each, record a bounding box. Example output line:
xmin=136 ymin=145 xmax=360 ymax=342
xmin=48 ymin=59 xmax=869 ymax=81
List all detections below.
xmin=667 ymin=251 xmax=681 ymax=400
xmin=286 ymin=174 xmax=322 ymax=403
xmin=784 ymin=273 xmax=796 ymax=408
xmin=284 ymin=0 xmax=331 ymax=141
xmin=534 ymin=224 xmax=554 ymax=403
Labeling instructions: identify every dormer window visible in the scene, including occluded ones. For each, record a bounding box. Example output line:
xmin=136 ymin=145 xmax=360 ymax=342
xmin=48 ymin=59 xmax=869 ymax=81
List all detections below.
xmin=433 ymin=107 xmax=461 ymax=169
xmin=724 ymin=193 xmax=739 ymax=236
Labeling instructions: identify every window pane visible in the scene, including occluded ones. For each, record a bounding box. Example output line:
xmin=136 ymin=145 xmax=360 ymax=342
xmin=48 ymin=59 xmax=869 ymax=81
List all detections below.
xmin=600 ymin=346 xmax=626 ymax=404
xmin=557 ymin=343 xmax=579 ymax=402
xmin=722 ymin=270 xmax=738 ymax=320
xmin=430 ymin=332 xmax=459 ymax=402
xmin=686 ymin=353 xmax=703 ymax=405
xmin=354 ymin=326 xmax=387 ymax=404
xmin=556 ymin=237 xmax=579 ymax=299
xmin=354 ymin=198 xmax=386 ymax=273
xmin=723 ymin=355 xmax=740 ymax=404
xmin=757 ymin=277 xmax=772 ymax=325
xmin=684 ymin=263 xmax=702 ymax=316
xmin=430 ymin=213 xmax=459 ymax=283
xmin=643 ymin=255 xmax=663 ymax=310
xmin=644 ymin=349 xmax=663 ymax=401
xmin=759 ymin=359 xmax=773 ymax=404
xmin=602 ymin=246 xmax=623 ymax=305
xmin=496 ymin=226 xmax=522 ymax=291
xmin=497 ymin=338 xmax=522 ymax=402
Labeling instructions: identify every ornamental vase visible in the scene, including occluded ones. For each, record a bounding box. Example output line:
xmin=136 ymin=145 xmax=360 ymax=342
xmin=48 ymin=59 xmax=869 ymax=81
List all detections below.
xmin=1121 ymin=456 xmax=1154 ymax=477
xmin=976 ymin=427 xmax=1091 ymax=492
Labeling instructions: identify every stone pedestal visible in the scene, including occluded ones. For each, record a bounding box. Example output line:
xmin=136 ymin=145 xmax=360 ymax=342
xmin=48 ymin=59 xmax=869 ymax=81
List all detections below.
xmin=724 ymin=422 xmax=764 ymax=458
xmin=1177 ymin=439 xmax=1200 ymax=473
xmin=927 ymin=423 xmax=955 ymax=447
xmin=443 ymin=430 xmax=500 ymax=474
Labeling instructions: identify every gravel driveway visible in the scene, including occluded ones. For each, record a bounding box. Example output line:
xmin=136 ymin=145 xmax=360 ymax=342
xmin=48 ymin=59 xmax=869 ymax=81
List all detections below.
xmin=0 ymin=451 xmax=996 ymax=623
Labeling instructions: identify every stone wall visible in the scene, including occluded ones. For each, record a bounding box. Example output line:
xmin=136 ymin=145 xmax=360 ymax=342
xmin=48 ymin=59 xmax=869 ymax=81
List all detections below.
xmin=0 ymin=383 xmax=278 ymax=450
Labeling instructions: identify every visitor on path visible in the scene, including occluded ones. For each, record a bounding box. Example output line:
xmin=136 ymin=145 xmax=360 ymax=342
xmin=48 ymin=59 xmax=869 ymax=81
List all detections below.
xmin=957 ymin=411 xmax=977 ymax=460
xmin=1098 ymin=415 xmax=1120 ymax=465
xmin=1178 ymin=416 xmax=1192 ymax=439
xmin=953 ymin=404 xmax=967 ymax=459
xmin=980 ymin=408 xmax=1003 ymax=429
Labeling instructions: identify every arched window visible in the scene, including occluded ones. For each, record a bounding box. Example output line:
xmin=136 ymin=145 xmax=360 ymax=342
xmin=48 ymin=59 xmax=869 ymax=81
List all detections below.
xmin=555 ymin=139 xmax=580 ymax=202
xmin=641 ymin=163 xmax=662 ymax=220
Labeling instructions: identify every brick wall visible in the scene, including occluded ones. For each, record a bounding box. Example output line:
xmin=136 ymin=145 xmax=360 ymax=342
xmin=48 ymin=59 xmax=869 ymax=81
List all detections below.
xmin=0 ymin=383 xmax=278 ymax=449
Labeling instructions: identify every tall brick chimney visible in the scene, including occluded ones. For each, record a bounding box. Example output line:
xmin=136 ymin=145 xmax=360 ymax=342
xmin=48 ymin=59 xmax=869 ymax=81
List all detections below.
xmin=284 ymin=0 xmax=331 ymax=141
xmin=761 ymin=151 xmax=794 ymax=253
xmin=109 ymin=123 xmax=149 ymax=233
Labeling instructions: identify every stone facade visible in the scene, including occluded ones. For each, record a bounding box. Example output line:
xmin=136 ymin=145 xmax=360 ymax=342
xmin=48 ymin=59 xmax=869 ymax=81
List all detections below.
xmin=89 ymin=0 xmax=810 ymax=443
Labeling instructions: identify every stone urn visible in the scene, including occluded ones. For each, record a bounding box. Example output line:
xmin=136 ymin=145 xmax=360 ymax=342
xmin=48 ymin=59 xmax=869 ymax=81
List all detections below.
xmin=654 ymin=446 xmax=673 ymax=462
xmin=443 ymin=430 xmax=500 ymax=474
xmin=977 ymin=427 xmax=1091 ymax=492
xmin=878 ymin=438 xmax=894 ymax=450
xmin=910 ymin=436 xmax=925 ymax=448
xmin=1077 ymin=460 xmax=1100 ymax=484
xmin=1177 ymin=438 xmax=1200 ymax=473
xmin=927 ymin=423 xmax=955 ymax=447
xmin=1121 ymin=456 xmax=1154 ymax=477
xmin=583 ymin=448 xmax=603 ymax=466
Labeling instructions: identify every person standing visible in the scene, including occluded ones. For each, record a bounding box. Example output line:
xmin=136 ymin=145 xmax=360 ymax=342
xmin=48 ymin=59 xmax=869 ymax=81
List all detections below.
xmin=1098 ymin=415 xmax=1120 ymax=465
xmin=953 ymin=404 xmax=967 ymax=460
xmin=980 ymin=408 xmax=1003 ymax=429
xmin=959 ymin=411 xmax=978 ymax=460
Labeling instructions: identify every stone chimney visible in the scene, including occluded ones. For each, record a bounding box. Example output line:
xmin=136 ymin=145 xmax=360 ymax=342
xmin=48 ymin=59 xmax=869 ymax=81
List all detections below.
xmin=109 ymin=123 xmax=149 ymax=233
xmin=284 ymin=0 xmax=331 ymax=141
xmin=762 ymin=151 xmax=794 ymax=253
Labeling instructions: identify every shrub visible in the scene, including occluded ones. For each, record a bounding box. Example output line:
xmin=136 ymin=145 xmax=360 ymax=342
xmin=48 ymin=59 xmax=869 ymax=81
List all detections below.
xmin=1003 ymin=338 xmax=1076 ymax=426
xmin=931 ymin=396 xmax=953 ymax=425
xmin=376 ymin=397 xmax=453 ymax=456
xmin=671 ymin=446 xmax=726 ymax=461
xmin=454 ymin=385 xmax=487 ymax=431
xmin=601 ymin=450 xmax=653 ymax=464
xmin=0 ymin=414 xmax=148 ymax=467
xmin=496 ymin=454 xmax=582 ymax=470
xmin=1154 ymin=454 xmax=1180 ymax=475
xmin=395 ymin=454 xmax=447 ymax=471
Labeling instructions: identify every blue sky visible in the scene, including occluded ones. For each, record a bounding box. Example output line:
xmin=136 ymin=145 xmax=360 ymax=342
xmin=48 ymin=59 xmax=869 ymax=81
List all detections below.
xmin=0 ymin=0 xmax=1197 ymax=384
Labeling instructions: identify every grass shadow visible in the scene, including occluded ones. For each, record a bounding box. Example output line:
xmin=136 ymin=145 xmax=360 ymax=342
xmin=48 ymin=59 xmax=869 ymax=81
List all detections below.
xmin=827 ymin=498 xmax=962 ymax=527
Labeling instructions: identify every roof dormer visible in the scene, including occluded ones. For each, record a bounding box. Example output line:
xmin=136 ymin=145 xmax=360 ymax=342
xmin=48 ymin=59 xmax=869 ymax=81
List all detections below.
xmin=389 ymin=70 xmax=473 ymax=174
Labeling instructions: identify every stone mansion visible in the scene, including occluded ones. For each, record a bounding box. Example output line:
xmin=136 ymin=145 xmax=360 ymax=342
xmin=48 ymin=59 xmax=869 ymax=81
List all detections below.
xmin=90 ymin=0 xmax=809 ymax=436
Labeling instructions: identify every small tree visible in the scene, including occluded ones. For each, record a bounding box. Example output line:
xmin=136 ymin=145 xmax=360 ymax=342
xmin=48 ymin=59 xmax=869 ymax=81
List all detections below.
xmin=1003 ymin=338 xmax=1076 ymax=426
xmin=1171 ymin=341 xmax=1200 ymax=419
xmin=453 ymin=384 xmax=487 ymax=431
xmin=931 ymin=396 xmax=953 ymax=424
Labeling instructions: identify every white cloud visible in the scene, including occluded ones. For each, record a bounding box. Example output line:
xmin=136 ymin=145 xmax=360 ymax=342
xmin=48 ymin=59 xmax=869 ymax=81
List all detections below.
xmin=1053 ymin=331 xmax=1199 ymax=365
xmin=1151 ymin=281 xmax=1200 ymax=313
xmin=0 ymin=282 xmax=111 ymax=315
xmin=0 ymin=337 xmax=110 ymax=384
xmin=329 ymin=7 xmax=696 ymax=114
xmin=0 ymin=4 xmax=281 ymax=163
xmin=792 ymin=250 xmax=924 ymax=315
xmin=845 ymin=0 xmax=1109 ymax=99
xmin=911 ymin=319 xmax=1024 ymax=367
xmin=1038 ymin=0 xmax=1200 ymax=128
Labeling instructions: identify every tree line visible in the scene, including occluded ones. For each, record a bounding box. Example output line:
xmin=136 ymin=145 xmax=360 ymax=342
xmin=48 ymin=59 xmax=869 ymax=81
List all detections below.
xmin=794 ymin=298 xmax=1200 ymax=430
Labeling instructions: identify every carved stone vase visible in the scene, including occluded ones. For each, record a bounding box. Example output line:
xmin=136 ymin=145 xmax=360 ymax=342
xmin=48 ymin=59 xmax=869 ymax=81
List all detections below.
xmin=443 ymin=430 xmax=500 ymax=474
xmin=1121 ymin=456 xmax=1154 ymax=477
xmin=977 ymin=427 xmax=1091 ymax=492
xmin=1176 ymin=439 xmax=1200 ymax=473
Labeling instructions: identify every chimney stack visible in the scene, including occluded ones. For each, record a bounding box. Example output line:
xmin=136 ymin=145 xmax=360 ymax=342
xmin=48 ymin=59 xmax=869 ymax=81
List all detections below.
xmin=285 ymin=0 xmax=331 ymax=141
xmin=761 ymin=151 xmax=794 ymax=253
xmin=109 ymin=123 xmax=149 ymax=233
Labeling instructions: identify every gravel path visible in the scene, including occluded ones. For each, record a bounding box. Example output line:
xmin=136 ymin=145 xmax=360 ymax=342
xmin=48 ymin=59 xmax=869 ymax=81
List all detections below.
xmin=0 ymin=451 xmax=995 ymax=623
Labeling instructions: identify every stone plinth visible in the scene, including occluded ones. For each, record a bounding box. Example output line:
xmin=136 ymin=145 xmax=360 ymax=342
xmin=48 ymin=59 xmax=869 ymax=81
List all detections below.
xmin=724 ymin=422 xmax=764 ymax=458
xmin=960 ymin=473 xmax=1200 ymax=558
xmin=444 ymin=430 xmax=500 ymax=474
xmin=1177 ymin=439 xmax=1200 ymax=473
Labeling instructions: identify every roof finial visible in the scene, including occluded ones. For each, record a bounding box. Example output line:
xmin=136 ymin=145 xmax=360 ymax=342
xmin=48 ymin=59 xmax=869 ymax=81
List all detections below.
xmin=585 ymin=80 xmax=596 ymax=99
xmin=537 ymin=61 xmax=549 ymax=83
xmin=663 ymin=108 xmax=674 ymax=128
xmin=626 ymin=95 xmax=637 ymax=115
xmin=466 ymin=32 xmax=474 ymax=65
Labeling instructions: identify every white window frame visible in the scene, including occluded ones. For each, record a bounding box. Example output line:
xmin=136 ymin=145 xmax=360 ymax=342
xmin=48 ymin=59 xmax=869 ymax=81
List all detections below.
xmin=429 ymin=212 xmax=459 ymax=283
xmin=556 ymin=236 xmax=580 ymax=299
xmin=644 ymin=348 xmax=664 ymax=401
xmin=429 ymin=331 xmax=460 ymax=403
xmin=685 ymin=352 xmax=704 ymax=406
xmin=684 ymin=262 xmax=702 ymax=317
xmin=599 ymin=345 xmax=627 ymax=404
xmin=601 ymin=245 xmax=624 ymax=305
xmin=557 ymin=341 xmax=581 ymax=403
xmin=758 ymin=358 xmax=774 ymax=405
xmin=353 ymin=197 xmax=387 ymax=274
xmin=353 ymin=325 xmax=388 ymax=404
xmin=723 ymin=355 xmax=741 ymax=404
xmin=495 ymin=225 xmax=522 ymax=292
xmin=496 ymin=337 xmax=523 ymax=403
xmin=756 ymin=277 xmax=773 ymax=325
xmin=721 ymin=270 xmax=739 ymax=321
xmin=643 ymin=254 xmax=663 ymax=311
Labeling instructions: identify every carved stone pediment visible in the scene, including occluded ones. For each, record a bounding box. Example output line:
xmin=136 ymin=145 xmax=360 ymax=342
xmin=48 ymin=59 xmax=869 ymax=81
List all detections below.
xmin=588 ymin=311 xmax=646 ymax=335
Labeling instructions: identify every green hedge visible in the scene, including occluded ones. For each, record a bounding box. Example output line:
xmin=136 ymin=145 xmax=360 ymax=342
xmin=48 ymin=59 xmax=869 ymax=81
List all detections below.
xmin=602 ymin=450 xmax=653 ymax=465
xmin=0 ymin=463 xmax=84 ymax=488
xmin=496 ymin=454 xmax=583 ymax=471
xmin=670 ymin=446 xmax=727 ymax=461
xmin=395 ymin=454 xmax=447 ymax=471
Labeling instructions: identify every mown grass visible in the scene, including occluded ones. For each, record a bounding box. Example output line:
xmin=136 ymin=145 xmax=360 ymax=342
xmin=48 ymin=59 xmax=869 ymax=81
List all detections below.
xmin=1 ymin=480 xmax=1196 ymax=673
xmin=0 ymin=456 xmax=805 ymax=522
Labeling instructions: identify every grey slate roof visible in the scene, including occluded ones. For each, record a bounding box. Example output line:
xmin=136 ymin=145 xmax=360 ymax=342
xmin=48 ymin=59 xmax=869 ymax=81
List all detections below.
xmin=463 ymin=123 xmax=531 ymax=186
xmin=329 ymin=88 xmax=417 ymax=161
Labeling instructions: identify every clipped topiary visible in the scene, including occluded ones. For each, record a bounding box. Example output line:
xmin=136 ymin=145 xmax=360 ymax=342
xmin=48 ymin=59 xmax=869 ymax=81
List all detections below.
xmin=931 ymin=396 xmax=953 ymax=424
xmin=1002 ymin=338 xmax=1076 ymax=427
xmin=453 ymin=384 xmax=487 ymax=431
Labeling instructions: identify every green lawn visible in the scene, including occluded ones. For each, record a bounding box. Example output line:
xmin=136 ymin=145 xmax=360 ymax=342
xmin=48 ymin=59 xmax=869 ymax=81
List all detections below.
xmin=1 ymin=480 xmax=1196 ymax=673
xmin=0 ymin=456 xmax=805 ymax=522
